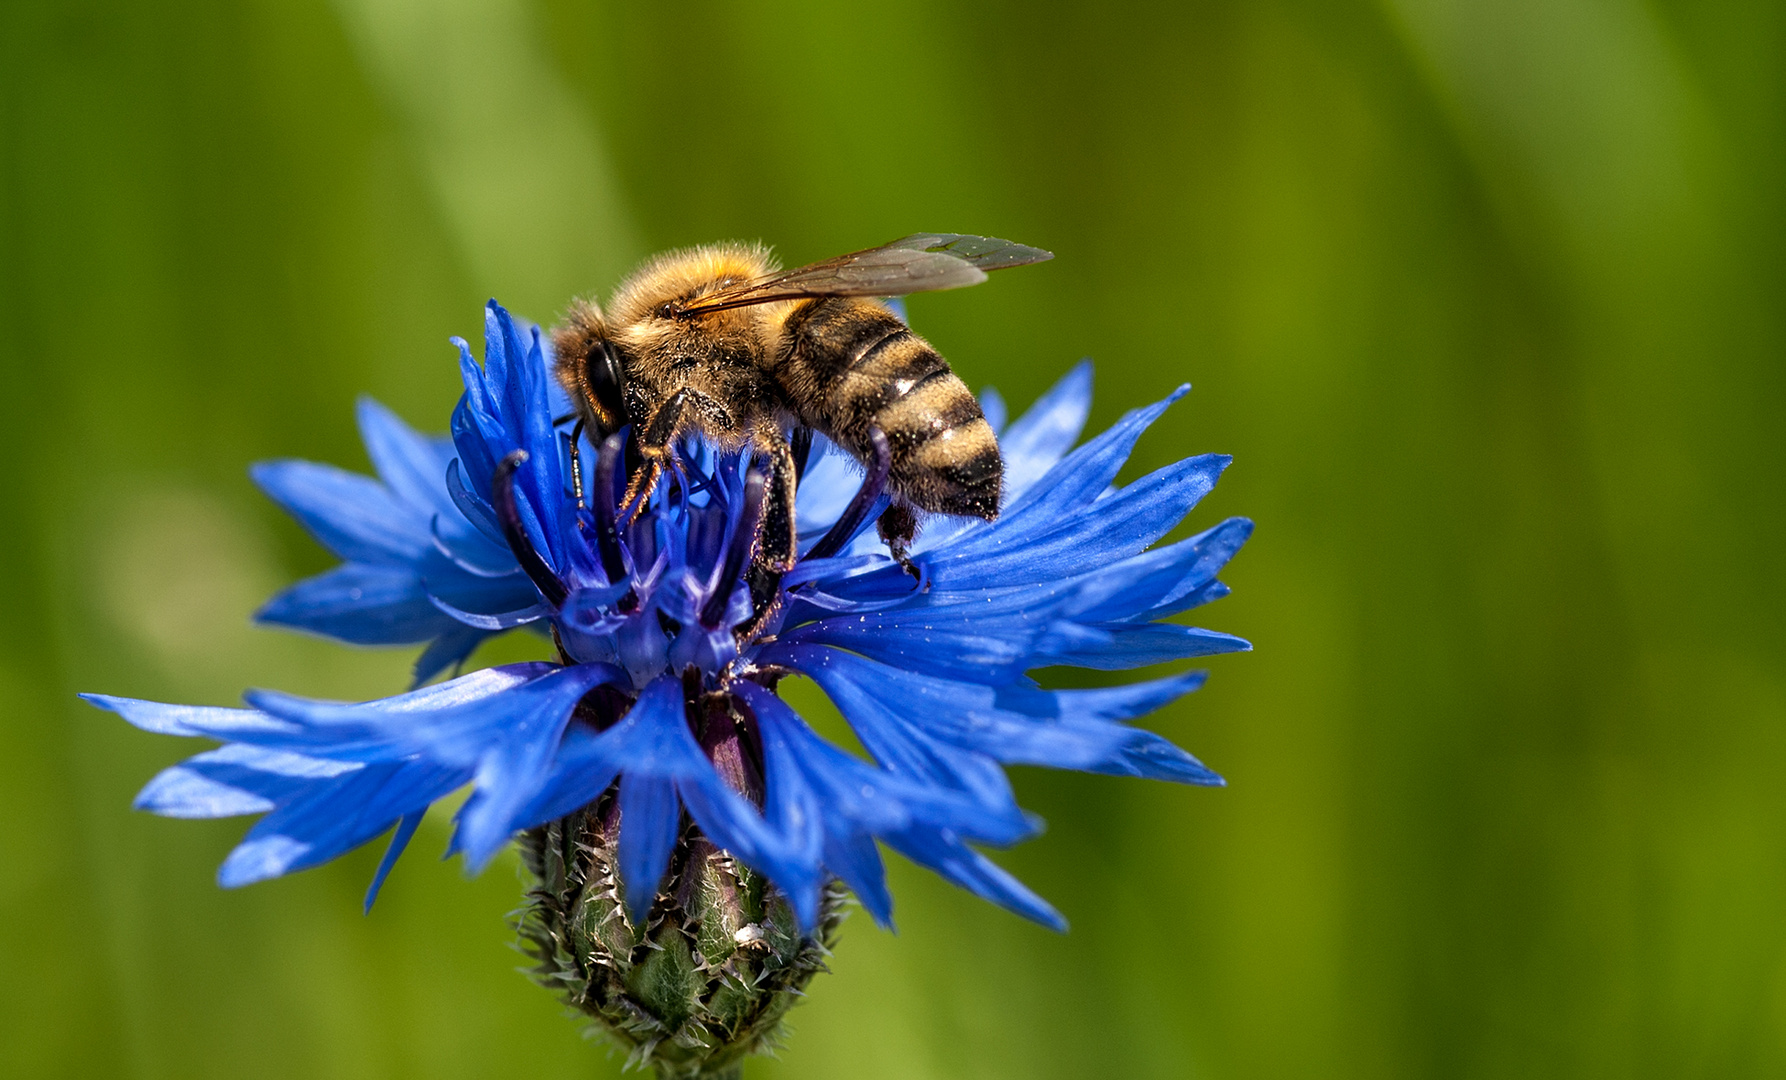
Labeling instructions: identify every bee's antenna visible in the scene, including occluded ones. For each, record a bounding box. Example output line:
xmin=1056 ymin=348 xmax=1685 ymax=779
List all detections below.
xmin=804 ymin=427 xmax=891 ymax=561
xmin=565 ymin=419 xmax=587 ymax=510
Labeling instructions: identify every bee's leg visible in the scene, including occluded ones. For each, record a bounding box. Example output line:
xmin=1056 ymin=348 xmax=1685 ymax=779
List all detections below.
xmin=752 ymin=427 xmax=799 ymax=574
xmin=736 ymin=427 xmax=799 ymax=643
xmin=622 ymin=387 xmax=743 ymax=518
xmin=877 ymin=502 xmax=921 ymax=579
xmin=806 ymin=426 xmax=892 ymax=562
xmin=619 ymin=389 xmax=691 ymax=520
xmin=619 ymin=464 xmax=660 ymax=525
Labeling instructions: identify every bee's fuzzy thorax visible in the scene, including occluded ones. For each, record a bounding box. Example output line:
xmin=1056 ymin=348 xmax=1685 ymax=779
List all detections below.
xmin=606 ymin=242 xmax=778 ymax=326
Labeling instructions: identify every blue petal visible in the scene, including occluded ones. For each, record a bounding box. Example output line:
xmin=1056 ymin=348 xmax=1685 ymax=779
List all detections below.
xmin=1048 ymin=671 xmax=1211 ymax=722
xmin=355 ymin=397 xmax=459 ymax=521
xmin=1061 ymin=517 xmax=1252 ymax=624
xmin=622 ymin=678 xmax=809 ymax=895
xmin=506 ymin=721 xmax=623 ymax=832
xmin=251 ymin=460 xmax=432 ymax=564
xmin=426 ymin=595 xmax=547 ymax=631
xmin=618 ymin=773 xmax=680 ymax=923
xmin=132 ymin=663 xmax=627 ymax=887
xmin=1034 ymin=623 xmax=1253 ymax=669
xmin=452 ymin=667 xmax=627 ymax=869
xmin=979 ymin=385 xmax=1008 ymax=434
xmin=922 ymin=454 xmax=1231 ymax=589
xmin=458 ymin=303 xmax=568 ymax=570
xmin=968 ymin=385 xmax=1187 ymax=546
xmin=484 ymin=304 xmax=523 ymax=432
xmin=134 ymin=744 xmax=359 ymax=818
xmin=364 ymin=810 xmax=425 ymax=912
xmin=741 ymin=688 xmax=825 ymax=922
xmin=82 ymin=694 xmax=296 ymax=739
xmin=449 ymin=388 xmax=500 ymax=520
xmin=183 ymin=665 xmax=541 ymax=761
xmin=1101 ymin=728 xmax=1226 ymax=785
xmin=759 ymin=645 xmax=1027 ymax=822
xmin=411 ymin=623 xmax=491 ymax=687
xmin=740 ymin=680 xmax=1031 ymax=928
xmin=444 ymin=454 xmax=504 ymax=545
xmin=998 ymin=359 xmax=1093 ymax=501
xmin=218 ymin=757 xmax=468 ymax=887
xmin=431 ymin=511 xmax=521 ymax=578
xmin=450 ymin=324 xmax=566 ymax=575
xmin=244 ymin=662 xmax=616 ymax=769
xmin=256 ymin=563 xmax=448 ymax=644
xmin=763 ymin=644 xmax=1217 ymax=783
xmin=826 ymin=832 xmax=894 ymax=928
xmin=425 ymin=567 xmax=547 ymax=620
xmin=886 ymin=821 xmax=1067 ymax=931
xmin=777 ymin=588 xmax=1064 ymax=684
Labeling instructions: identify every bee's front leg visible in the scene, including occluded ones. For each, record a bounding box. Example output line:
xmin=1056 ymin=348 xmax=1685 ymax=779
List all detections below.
xmin=623 ymin=388 xmax=722 ymax=519
xmin=617 ymin=391 xmax=682 ymax=520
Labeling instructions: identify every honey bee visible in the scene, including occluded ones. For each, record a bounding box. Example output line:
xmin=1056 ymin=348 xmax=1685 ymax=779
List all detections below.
xmin=551 ymin=232 xmax=1051 ymax=612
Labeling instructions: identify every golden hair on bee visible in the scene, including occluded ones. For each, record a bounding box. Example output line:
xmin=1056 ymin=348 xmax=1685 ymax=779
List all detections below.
xmin=605 ymin=242 xmax=778 ymax=326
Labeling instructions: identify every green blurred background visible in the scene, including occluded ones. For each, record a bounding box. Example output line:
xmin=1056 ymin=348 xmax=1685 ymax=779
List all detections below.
xmin=4 ymin=0 xmax=1784 ymax=1076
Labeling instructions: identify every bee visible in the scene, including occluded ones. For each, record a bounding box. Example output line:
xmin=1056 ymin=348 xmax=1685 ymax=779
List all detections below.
xmin=551 ymin=232 xmax=1051 ymax=615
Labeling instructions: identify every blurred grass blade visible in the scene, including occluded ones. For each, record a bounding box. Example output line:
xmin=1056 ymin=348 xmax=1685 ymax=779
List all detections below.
xmin=330 ymin=0 xmax=642 ymax=312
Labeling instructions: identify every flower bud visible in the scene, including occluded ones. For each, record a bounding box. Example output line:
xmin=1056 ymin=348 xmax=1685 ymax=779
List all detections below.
xmin=518 ymin=800 xmax=847 ymax=1079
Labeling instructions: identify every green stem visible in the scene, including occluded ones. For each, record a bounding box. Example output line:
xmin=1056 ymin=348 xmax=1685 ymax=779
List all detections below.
xmin=655 ymin=1065 xmax=742 ymax=1080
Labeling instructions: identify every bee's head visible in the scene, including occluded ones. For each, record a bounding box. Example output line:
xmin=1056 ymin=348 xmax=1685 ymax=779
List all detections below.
xmin=550 ymin=298 xmax=627 ymax=437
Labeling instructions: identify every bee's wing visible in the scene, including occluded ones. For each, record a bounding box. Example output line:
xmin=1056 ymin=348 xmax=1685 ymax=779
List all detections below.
xmin=884 ymin=233 xmax=1057 ymax=271
xmin=678 ymin=234 xmax=1052 ymax=315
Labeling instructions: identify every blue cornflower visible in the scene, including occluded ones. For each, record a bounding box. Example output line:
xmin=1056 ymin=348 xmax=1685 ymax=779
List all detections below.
xmin=84 ymin=300 xmax=1251 ymax=935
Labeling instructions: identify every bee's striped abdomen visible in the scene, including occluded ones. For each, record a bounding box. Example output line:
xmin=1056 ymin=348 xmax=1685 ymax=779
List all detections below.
xmin=778 ymin=299 xmax=1002 ymax=521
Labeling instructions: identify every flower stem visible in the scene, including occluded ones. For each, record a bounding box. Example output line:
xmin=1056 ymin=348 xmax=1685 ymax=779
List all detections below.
xmin=654 ymin=1063 xmax=742 ymax=1080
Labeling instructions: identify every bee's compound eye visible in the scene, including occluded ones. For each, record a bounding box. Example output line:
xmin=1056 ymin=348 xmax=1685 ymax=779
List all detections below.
xmin=654 ymin=302 xmax=677 ymax=320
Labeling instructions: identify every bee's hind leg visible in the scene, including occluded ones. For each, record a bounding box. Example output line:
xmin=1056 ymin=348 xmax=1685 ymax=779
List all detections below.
xmin=752 ymin=427 xmax=799 ymax=574
xmin=877 ymin=503 xmax=921 ymax=580
xmin=736 ymin=427 xmax=799 ymax=643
